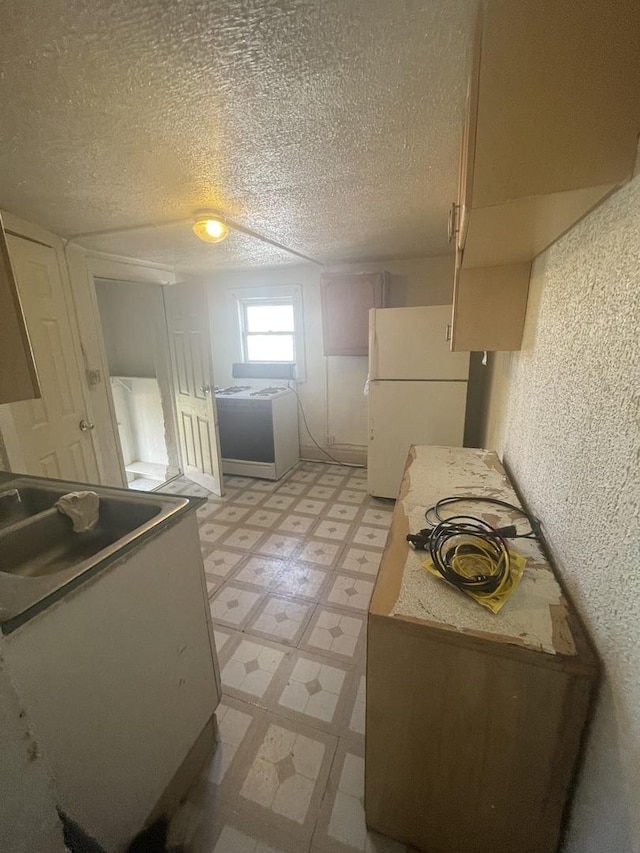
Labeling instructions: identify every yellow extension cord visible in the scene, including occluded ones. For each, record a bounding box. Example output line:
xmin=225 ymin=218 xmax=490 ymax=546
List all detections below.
xmin=422 ymin=536 xmax=527 ymax=614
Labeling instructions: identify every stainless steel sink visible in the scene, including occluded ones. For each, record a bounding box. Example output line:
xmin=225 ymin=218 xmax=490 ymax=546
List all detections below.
xmin=0 ymin=476 xmax=195 ymax=630
xmin=0 ymin=499 xmax=160 ymax=578
xmin=0 ymin=484 xmax=70 ymax=529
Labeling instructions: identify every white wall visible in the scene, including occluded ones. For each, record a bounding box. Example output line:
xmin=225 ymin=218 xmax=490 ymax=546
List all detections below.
xmin=482 ymin=173 xmax=640 ymax=852
xmin=96 ymin=279 xmax=160 ymax=378
xmin=205 ymin=256 xmax=454 ymax=463
xmin=111 ymin=378 xmax=169 ymax=468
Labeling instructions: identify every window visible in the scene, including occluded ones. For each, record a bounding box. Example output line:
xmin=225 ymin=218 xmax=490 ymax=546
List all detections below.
xmin=241 ymin=298 xmax=295 ymax=362
xmin=234 ymin=285 xmax=306 ymax=380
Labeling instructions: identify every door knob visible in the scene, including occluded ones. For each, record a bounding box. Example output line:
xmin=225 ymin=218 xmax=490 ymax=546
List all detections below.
xmin=200 ymin=385 xmax=212 ymax=395
xmin=79 ymin=419 xmax=95 ymax=432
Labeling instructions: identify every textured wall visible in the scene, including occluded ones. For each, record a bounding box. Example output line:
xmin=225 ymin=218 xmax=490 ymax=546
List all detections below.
xmin=483 ymin=174 xmax=640 ymax=852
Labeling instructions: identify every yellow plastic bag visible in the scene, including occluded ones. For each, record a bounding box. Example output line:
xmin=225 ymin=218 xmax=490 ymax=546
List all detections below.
xmin=422 ymin=548 xmax=527 ymax=614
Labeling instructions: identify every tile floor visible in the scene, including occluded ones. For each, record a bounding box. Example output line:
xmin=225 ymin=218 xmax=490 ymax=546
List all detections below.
xmin=162 ymin=462 xmax=410 ymax=852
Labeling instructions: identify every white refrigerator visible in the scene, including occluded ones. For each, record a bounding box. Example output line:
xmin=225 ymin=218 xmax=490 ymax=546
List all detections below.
xmin=367 ymin=305 xmax=470 ymax=498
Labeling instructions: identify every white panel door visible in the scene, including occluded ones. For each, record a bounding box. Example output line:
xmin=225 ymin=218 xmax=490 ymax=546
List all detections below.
xmin=164 ymin=283 xmax=223 ymax=496
xmin=2 ymin=236 xmax=100 ymax=482
xmin=369 ymin=305 xmax=469 ymax=380
xmin=368 ymin=380 xmax=468 ymax=499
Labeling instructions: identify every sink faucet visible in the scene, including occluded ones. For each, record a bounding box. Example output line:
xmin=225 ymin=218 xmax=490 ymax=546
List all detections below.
xmin=0 ymin=488 xmax=20 ymax=504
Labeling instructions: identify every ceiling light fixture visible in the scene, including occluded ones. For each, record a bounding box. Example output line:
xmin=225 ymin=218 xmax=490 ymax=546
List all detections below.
xmin=192 ymin=210 xmax=229 ymax=243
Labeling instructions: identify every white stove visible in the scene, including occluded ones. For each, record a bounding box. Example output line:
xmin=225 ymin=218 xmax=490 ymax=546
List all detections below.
xmin=214 ymin=384 xmax=299 ymax=480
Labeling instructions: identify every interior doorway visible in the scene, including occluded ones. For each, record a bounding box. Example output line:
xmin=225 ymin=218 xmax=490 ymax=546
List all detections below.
xmin=94 ymin=279 xmax=180 ymax=492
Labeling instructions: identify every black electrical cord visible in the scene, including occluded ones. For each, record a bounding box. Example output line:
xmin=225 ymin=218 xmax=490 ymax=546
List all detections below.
xmin=406 ymin=495 xmax=540 ymax=599
xmin=424 ymin=495 xmax=539 ymax=539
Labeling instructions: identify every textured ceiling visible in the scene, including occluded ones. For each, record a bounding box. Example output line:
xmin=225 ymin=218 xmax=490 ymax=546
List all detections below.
xmin=0 ymin=0 xmax=476 ymax=271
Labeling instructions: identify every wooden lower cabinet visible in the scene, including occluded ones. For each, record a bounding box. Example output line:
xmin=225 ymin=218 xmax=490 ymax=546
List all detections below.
xmin=365 ymin=446 xmax=598 ymax=853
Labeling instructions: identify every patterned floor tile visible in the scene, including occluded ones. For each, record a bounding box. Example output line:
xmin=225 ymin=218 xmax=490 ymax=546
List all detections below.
xmin=311 ymin=741 xmax=406 ymax=853
xmin=337 ymin=490 xmax=368 ymax=505
xmin=199 ymin=521 xmax=232 ymax=545
xmin=251 ymin=480 xmax=281 ymax=492
xmin=245 ymin=508 xmax=283 ymax=528
xmin=234 ymin=556 xmax=285 ymax=590
xmin=191 ymin=463 xmax=398 ymax=853
xmin=326 ymin=503 xmax=359 ymax=522
xmin=263 ymin=494 xmax=297 ymax=511
xmin=317 ymin=473 xmax=348 ymax=487
xmin=276 ymin=481 xmax=307 ymax=496
xmin=221 ymin=638 xmax=287 ymax=699
xmin=257 ymin=533 xmax=303 ymax=560
xmin=324 ymin=576 xmax=374 ymax=612
xmin=299 ymin=606 xmax=366 ymax=662
xmin=207 ymin=701 xmax=254 ymax=785
xmin=273 ymin=564 xmax=329 ymax=601
xmin=246 ymin=595 xmax=314 ymax=646
xmin=294 ymin=498 xmax=328 ymax=516
xmin=225 ymin=476 xmax=258 ymax=489
xmin=278 ymin=514 xmax=315 ymax=535
xmin=205 ymin=572 xmax=223 ymax=597
xmin=361 ymin=508 xmax=393 ymax=527
xmin=297 ymin=539 xmax=342 ymax=568
xmin=212 ymin=504 xmax=252 ymax=524
xmin=291 ymin=470 xmax=320 ymax=484
xmin=307 ymin=485 xmax=338 ymax=501
xmin=233 ymin=490 xmax=268 ymax=507
xmin=313 ymin=519 xmax=352 ymax=541
xmin=350 ymin=525 xmax=387 ymax=548
xmin=223 ymin=526 xmax=267 ymax=551
xmin=213 ymin=628 xmax=234 ymax=656
xmin=240 ymin=723 xmax=326 ymax=824
xmin=346 ymin=476 xmax=367 ymax=491
xmin=191 ymin=804 xmax=310 ymax=853
xmin=338 ymin=548 xmax=382 ymax=577
xmin=203 ymin=548 xmax=247 ymax=578
xmin=277 ymin=655 xmax=350 ymax=727
xmin=210 ymin=585 xmax=264 ymax=629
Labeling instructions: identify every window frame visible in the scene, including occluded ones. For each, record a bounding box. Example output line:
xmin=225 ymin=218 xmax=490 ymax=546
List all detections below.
xmin=233 ymin=285 xmax=306 ymax=381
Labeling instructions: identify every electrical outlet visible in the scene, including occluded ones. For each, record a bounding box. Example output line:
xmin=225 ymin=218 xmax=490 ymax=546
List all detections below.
xmin=326 ymin=434 xmax=335 ymax=446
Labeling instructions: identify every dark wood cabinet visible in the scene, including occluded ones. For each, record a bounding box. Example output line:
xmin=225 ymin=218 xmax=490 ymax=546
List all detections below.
xmin=0 ymin=215 xmax=40 ymax=403
xmin=320 ymin=272 xmax=387 ymax=357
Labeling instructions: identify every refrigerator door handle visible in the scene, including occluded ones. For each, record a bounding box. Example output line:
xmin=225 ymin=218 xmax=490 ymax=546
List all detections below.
xmin=368 ymin=309 xmax=378 ymax=381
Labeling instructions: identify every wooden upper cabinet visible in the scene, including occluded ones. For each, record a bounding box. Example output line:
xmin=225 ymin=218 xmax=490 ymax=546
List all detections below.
xmin=450 ymin=0 xmax=640 ymax=350
xmin=0 ymin=215 xmax=40 ymax=403
xmin=320 ymin=272 xmax=387 ymax=357
xmin=456 ymin=0 xmax=640 ymax=268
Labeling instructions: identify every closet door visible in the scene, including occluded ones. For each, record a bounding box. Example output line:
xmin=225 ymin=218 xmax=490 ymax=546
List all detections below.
xmin=164 ymin=282 xmax=223 ymax=496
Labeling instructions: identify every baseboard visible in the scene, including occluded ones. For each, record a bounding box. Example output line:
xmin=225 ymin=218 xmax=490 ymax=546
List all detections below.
xmin=145 ymin=713 xmax=217 ymax=826
xmin=300 ymin=444 xmax=367 ymax=467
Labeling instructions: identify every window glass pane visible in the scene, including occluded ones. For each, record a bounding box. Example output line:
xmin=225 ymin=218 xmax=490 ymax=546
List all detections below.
xmin=246 ymin=334 xmax=295 ymax=362
xmin=245 ymin=303 xmax=294 ymax=333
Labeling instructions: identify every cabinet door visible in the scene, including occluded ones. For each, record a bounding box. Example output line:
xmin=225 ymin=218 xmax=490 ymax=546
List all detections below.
xmin=321 ymin=272 xmax=386 ymax=356
xmin=455 ymin=3 xmax=482 ymax=252
xmin=0 ymin=217 xmax=40 ymax=403
xmin=451 ymin=256 xmax=531 ymax=352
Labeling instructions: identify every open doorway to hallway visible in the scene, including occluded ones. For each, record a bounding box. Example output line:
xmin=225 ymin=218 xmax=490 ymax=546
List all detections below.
xmin=94 ymin=279 xmax=180 ymax=492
